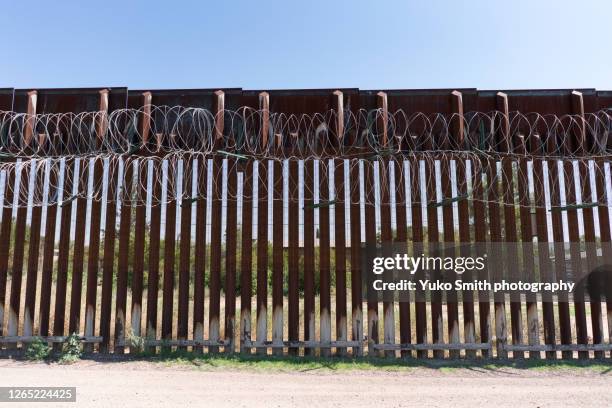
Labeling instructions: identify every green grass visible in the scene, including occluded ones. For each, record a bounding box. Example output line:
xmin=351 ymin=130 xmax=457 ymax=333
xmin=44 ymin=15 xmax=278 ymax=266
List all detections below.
xmin=113 ymin=351 xmax=612 ymax=373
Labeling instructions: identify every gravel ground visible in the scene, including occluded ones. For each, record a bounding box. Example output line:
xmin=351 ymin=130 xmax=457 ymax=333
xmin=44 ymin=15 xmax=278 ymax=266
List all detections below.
xmin=0 ymin=360 xmax=610 ymax=407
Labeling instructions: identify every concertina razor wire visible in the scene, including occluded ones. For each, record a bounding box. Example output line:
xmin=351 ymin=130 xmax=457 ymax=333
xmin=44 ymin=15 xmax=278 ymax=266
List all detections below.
xmin=0 ymin=106 xmax=610 ymax=209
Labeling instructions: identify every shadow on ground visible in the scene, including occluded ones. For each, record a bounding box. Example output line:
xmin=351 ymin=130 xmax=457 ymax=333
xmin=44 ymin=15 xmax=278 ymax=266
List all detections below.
xmin=3 ymin=349 xmax=611 ymax=374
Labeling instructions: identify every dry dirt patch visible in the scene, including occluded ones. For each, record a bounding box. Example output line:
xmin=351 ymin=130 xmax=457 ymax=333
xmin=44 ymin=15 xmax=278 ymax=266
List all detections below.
xmin=0 ymin=360 xmax=610 ymax=407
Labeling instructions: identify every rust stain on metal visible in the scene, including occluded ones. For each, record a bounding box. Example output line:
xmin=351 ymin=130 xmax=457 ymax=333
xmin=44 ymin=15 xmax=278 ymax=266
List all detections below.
xmin=334 ymin=90 xmax=344 ymax=139
xmin=319 ymin=160 xmax=332 ymax=357
xmin=141 ymin=91 xmax=152 ymax=144
xmin=225 ymin=158 xmax=238 ymax=353
xmin=97 ymin=89 xmax=109 ymax=140
xmin=240 ymin=160 xmax=254 ymax=352
xmin=259 ymin=91 xmax=269 ymax=149
xmin=451 ymin=90 xmax=464 ymax=146
xmin=23 ymin=90 xmax=37 ymax=146
xmin=303 ymin=159 xmax=315 ymax=356
xmin=377 ymin=91 xmax=388 ymax=146
xmin=214 ymin=90 xmax=225 ymax=140
xmin=271 ymin=159 xmax=284 ymax=356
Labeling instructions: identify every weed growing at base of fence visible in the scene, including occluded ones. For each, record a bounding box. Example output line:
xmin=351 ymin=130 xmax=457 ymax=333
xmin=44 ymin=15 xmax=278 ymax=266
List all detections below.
xmin=24 ymin=337 xmax=52 ymax=361
xmin=58 ymin=334 xmax=82 ymax=364
xmin=23 ymin=335 xmax=83 ymax=363
xmin=126 ymin=332 xmax=146 ymax=354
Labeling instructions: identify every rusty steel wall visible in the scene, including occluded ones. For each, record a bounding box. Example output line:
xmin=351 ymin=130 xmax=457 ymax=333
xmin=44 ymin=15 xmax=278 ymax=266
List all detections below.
xmin=0 ymin=87 xmax=611 ymax=359
xmin=5 ymin=87 xmax=609 ymax=116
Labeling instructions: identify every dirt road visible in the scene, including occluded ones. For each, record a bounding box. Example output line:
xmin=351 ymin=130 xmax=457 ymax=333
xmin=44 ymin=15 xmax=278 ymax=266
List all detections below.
xmin=0 ymin=360 xmax=610 ymax=407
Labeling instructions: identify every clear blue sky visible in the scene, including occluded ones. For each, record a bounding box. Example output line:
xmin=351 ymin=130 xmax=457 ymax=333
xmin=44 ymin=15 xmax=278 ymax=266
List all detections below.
xmin=1 ymin=0 xmax=611 ymax=90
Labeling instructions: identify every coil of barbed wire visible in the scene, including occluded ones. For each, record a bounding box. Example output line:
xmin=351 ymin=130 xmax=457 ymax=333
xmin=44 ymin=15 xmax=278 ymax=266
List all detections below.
xmin=0 ymin=152 xmax=609 ymax=210
xmin=1 ymin=107 xmax=611 ymax=158
xmin=0 ymin=107 xmax=610 ymax=208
